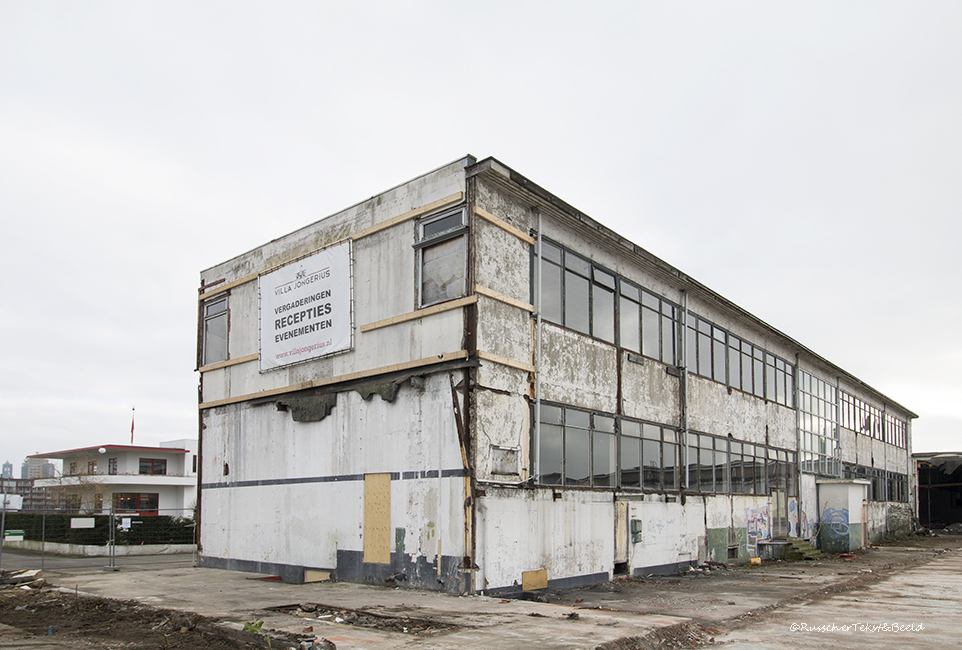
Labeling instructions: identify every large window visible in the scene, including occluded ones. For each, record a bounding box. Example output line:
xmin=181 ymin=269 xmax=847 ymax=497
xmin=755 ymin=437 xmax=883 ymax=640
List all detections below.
xmin=839 ymin=392 xmax=906 ymax=448
xmin=536 ymin=239 xmax=678 ymax=361
xmin=687 ymin=314 xmax=794 ymax=405
xmin=535 ymin=403 xmax=794 ymax=494
xmin=416 ymin=207 xmax=467 ymax=307
xmin=536 ymin=405 xmax=616 ymax=487
xmin=202 ymin=295 xmax=228 ymax=366
xmin=139 ymin=458 xmax=167 ymax=475
xmin=798 ymin=371 xmax=839 ymax=476
xmin=112 ymin=493 xmax=159 ymax=514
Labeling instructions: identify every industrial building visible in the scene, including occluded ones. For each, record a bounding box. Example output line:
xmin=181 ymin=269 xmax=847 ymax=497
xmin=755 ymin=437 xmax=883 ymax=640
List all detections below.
xmin=196 ymin=156 xmax=915 ymax=592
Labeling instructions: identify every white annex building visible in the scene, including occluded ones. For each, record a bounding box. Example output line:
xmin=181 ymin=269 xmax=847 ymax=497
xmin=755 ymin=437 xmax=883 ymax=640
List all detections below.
xmin=32 ymin=439 xmax=197 ymax=515
xmin=197 ymin=156 xmax=915 ymax=592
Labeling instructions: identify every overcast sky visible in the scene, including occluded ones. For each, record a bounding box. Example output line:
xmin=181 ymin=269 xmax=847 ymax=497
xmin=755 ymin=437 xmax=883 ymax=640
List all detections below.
xmin=2 ymin=2 xmax=959 ymax=474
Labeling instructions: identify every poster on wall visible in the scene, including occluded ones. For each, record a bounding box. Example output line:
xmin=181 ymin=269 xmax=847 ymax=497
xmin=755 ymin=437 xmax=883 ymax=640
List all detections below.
xmin=259 ymin=239 xmax=353 ymax=371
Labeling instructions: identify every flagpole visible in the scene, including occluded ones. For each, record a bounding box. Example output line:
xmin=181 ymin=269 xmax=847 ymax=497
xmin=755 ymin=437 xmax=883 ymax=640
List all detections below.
xmin=130 ymin=407 xmax=135 ymax=444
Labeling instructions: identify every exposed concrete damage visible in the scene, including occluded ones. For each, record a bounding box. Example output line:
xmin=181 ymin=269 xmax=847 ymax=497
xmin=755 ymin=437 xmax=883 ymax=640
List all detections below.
xmin=196 ymin=156 xmax=916 ymax=594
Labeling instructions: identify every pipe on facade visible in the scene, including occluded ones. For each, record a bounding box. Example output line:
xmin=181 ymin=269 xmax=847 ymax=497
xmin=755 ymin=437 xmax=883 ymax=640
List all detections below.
xmin=794 ymin=352 xmax=802 ymax=536
xmin=681 ymin=290 xmax=689 ymax=490
xmin=534 ymin=208 xmax=543 ymax=482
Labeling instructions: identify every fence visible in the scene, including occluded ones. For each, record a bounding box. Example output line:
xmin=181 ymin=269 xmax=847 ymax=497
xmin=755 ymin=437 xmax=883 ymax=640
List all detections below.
xmin=0 ymin=508 xmax=196 ymax=570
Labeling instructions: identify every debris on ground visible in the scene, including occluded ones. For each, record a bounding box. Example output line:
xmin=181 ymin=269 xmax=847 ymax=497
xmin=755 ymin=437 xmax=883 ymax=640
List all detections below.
xmin=271 ymin=602 xmax=459 ymax=635
xmin=0 ymin=586 xmax=322 ymax=649
xmin=0 ymin=569 xmax=45 ymax=589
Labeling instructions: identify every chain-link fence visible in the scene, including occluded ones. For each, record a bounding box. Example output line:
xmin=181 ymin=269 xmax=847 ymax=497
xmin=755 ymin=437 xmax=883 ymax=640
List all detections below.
xmin=1 ymin=508 xmax=196 ymax=570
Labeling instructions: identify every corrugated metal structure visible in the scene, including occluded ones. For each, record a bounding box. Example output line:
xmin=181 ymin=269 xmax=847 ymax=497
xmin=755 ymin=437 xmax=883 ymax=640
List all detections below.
xmin=196 ymin=156 xmax=916 ymax=593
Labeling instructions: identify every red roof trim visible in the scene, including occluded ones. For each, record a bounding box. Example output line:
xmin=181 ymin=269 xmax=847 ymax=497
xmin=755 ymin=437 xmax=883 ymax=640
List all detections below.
xmin=28 ymin=445 xmax=190 ymax=459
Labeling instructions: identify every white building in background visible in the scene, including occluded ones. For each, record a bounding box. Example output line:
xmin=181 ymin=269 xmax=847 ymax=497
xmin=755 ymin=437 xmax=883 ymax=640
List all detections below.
xmin=197 ymin=156 xmax=915 ymax=592
xmin=32 ymin=439 xmax=197 ymax=515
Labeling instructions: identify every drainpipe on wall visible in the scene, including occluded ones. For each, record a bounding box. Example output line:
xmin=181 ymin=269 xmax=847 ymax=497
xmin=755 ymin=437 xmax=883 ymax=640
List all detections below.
xmin=794 ymin=353 xmax=802 ymax=537
xmin=836 ymin=377 xmax=842 ymax=479
xmin=681 ymin=290 xmax=689 ymax=490
xmin=534 ymin=208 xmax=543 ymax=482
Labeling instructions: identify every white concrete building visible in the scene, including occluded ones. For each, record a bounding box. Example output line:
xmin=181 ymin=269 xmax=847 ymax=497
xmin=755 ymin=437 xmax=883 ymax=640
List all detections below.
xmin=197 ymin=156 xmax=915 ymax=591
xmin=32 ymin=439 xmax=197 ymax=515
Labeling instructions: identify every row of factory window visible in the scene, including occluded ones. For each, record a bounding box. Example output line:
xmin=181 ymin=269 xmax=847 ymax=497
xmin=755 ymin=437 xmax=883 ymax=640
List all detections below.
xmin=843 ymin=464 xmax=909 ymax=502
xmin=535 ymin=403 xmax=796 ymax=496
xmin=535 ymin=239 xmax=794 ymax=406
xmin=840 ymin=393 xmax=907 ymax=447
xmin=796 ymin=371 xmax=909 ymax=465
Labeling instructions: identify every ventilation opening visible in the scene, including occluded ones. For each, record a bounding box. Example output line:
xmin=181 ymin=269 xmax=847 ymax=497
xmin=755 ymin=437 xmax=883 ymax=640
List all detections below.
xmin=613 ymin=562 xmax=629 ymax=576
xmin=727 ymin=547 xmax=738 ymax=560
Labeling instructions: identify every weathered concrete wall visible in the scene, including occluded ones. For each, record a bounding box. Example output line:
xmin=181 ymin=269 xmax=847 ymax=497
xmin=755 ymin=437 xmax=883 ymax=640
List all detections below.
xmin=866 ymin=501 xmax=913 ymax=542
xmin=628 ymin=497 xmax=705 ymax=573
xmin=475 ymin=487 xmax=613 ymax=593
xmin=621 ymin=354 xmax=680 ymax=426
xmin=199 ymin=159 xmax=469 ymax=405
xmin=200 ymin=375 xmax=468 ymax=590
xmin=687 ymin=376 xmax=795 ymax=448
xmin=704 ymin=494 xmax=774 ymax=562
xmin=540 ymin=324 xmax=618 ymax=414
xmin=3 ymin=540 xmax=196 ymax=556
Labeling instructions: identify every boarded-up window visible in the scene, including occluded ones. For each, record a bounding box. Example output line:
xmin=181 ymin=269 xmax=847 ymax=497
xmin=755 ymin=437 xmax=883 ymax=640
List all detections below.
xmin=363 ymin=473 xmax=391 ymax=564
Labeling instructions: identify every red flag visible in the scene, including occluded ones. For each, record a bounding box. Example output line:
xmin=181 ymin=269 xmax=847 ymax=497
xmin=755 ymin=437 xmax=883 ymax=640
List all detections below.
xmin=130 ymin=407 xmax=135 ymax=444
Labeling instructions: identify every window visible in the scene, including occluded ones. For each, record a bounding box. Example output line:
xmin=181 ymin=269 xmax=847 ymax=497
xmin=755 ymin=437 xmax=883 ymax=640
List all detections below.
xmin=535 ymin=238 xmax=678 ymax=362
xmin=798 ymin=371 xmax=839 ymax=476
xmin=416 ymin=207 xmax=466 ymax=307
xmin=536 ymin=406 xmax=619 ymax=487
xmin=202 ymin=295 xmax=228 ymax=366
xmin=87 ymin=461 xmax=97 ymax=475
xmin=108 ymin=458 xmax=118 ymax=475
xmin=112 ymin=492 xmax=159 ymax=514
xmin=68 ymin=462 xmax=78 ymax=475
xmin=139 ymin=458 xmax=167 ymax=475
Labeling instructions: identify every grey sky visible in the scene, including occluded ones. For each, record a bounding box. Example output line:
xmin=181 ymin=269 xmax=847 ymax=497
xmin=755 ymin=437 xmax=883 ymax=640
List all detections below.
xmin=2 ymin=2 xmax=959 ymax=473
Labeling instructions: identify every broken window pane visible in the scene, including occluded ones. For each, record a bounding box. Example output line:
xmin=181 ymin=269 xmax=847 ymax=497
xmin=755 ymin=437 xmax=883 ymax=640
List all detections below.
xmin=420 ymin=236 xmax=465 ymax=306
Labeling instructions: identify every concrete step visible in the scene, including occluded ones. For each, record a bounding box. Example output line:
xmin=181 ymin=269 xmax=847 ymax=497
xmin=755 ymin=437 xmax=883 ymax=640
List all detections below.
xmin=783 ymin=536 xmax=827 ymax=560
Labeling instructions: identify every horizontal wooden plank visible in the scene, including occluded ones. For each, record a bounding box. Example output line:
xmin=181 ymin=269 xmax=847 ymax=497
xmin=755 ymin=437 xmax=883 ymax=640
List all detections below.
xmin=477 ymin=350 xmax=535 ymax=373
xmin=473 ymin=206 xmax=535 ymax=245
xmin=475 ymin=285 xmax=535 ymax=313
xmin=198 ymin=353 xmax=259 ymax=373
xmin=359 ymin=295 xmax=478 ymax=333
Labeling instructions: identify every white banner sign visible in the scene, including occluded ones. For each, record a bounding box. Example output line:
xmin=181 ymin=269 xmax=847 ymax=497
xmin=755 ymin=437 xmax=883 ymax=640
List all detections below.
xmin=259 ymin=240 xmax=353 ymax=371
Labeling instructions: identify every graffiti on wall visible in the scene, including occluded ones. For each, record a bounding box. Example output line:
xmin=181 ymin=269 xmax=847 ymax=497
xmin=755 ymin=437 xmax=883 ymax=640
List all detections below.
xmin=788 ymin=499 xmax=816 ymax=539
xmin=746 ymin=506 xmax=771 ymax=541
xmin=821 ymin=507 xmax=850 ymax=540
xmin=645 ymin=518 xmax=676 ymax=538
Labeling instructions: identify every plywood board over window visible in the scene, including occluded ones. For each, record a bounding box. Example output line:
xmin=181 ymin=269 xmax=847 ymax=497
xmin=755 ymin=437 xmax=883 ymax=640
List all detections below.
xmin=363 ymin=473 xmax=391 ymax=564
